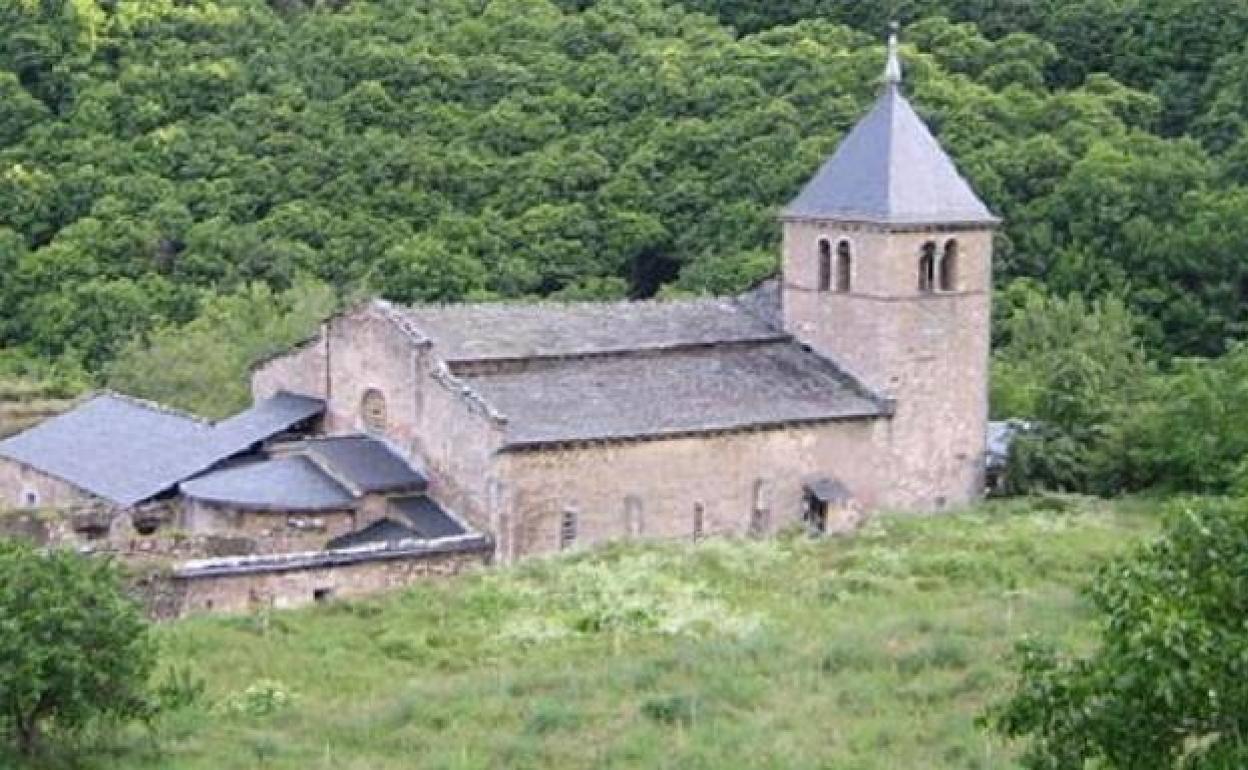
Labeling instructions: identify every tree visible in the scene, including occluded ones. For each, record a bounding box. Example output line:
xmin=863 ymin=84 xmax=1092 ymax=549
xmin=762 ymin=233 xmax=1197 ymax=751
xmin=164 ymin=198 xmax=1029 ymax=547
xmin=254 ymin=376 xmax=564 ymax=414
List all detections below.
xmin=0 ymin=540 xmax=156 ymax=756
xmin=988 ymin=499 xmax=1248 ymax=769
xmin=105 ymin=277 xmax=338 ymax=419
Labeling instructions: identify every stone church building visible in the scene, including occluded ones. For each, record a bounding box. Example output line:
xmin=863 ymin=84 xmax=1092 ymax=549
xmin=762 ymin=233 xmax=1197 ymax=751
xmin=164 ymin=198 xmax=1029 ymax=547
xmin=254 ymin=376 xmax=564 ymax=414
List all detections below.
xmin=247 ymin=35 xmax=998 ymax=562
xmin=0 ymin=36 xmax=997 ymax=590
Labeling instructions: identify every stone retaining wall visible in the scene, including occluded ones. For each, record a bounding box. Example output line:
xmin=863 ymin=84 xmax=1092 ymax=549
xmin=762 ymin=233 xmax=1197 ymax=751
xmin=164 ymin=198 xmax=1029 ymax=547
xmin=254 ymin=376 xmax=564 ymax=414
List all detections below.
xmin=140 ymin=534 xmax=493 ymax=619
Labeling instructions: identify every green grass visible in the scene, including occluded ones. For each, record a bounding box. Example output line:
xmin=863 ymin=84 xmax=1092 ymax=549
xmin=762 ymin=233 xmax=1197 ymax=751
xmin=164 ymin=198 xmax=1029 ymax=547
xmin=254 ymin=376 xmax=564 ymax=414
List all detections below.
xmin=28 ymin=496 xmax=1161 ymax=769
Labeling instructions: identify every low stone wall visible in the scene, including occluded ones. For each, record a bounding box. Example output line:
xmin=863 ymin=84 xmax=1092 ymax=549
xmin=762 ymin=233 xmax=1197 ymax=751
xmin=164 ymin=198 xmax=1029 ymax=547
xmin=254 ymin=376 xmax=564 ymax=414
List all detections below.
xmin=146 ymin=534 xmax=493 ymax=619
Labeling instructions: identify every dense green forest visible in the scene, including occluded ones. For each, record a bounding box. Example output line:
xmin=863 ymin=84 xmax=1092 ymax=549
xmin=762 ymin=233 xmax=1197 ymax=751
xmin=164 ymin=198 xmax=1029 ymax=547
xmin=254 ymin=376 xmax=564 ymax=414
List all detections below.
xmin=4 ymin=0 xmax=1248 ymax=491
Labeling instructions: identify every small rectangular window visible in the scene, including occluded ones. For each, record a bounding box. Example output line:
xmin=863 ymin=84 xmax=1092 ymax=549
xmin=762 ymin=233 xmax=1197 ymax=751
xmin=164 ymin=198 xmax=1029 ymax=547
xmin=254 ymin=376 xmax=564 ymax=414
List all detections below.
xmin=560 ymin=509 xmax=578 ymax=550
xmin=692 ymin=503 xmax=705 ymax=542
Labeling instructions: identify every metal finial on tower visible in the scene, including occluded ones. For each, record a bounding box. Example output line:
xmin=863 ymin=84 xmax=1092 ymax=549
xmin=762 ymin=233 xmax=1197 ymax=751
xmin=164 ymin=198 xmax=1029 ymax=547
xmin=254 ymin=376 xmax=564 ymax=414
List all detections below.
xmin=884 ymin=22 xmax=902 ymax=85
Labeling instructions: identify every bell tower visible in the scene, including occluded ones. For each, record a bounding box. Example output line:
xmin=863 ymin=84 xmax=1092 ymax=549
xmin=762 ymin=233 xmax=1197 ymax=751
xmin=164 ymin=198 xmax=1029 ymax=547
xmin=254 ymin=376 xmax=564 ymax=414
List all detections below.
xmin=781 ymin=30 xmax=999 ymax=510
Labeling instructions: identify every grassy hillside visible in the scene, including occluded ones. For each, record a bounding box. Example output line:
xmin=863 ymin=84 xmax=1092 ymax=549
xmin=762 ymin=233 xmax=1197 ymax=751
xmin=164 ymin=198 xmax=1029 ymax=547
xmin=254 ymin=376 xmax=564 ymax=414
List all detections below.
xmin=35 ymin=497 xmax=1159 ymax=769
xmin=0 ymin=376 xmax=74 ymax=439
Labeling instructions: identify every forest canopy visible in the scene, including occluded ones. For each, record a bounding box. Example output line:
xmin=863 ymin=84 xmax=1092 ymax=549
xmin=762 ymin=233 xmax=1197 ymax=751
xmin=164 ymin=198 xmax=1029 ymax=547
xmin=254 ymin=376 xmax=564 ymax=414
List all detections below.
xmin=4 ymin=0 xmax=1248 ymax=383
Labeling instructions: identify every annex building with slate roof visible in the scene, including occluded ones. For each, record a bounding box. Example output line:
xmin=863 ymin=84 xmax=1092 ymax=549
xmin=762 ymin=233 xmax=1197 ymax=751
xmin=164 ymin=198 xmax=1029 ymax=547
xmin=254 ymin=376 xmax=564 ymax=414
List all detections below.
xmin=0 ymin=33 xmax=996 ymax=605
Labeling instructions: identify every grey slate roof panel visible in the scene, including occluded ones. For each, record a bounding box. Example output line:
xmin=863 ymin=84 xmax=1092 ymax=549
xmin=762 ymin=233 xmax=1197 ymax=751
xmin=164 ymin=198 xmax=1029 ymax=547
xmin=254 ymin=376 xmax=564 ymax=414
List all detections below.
xmin=806 ymin=477 xmax=853 ymax=505
xmin=180 ymin=456 xmax=354 ymax=511
xmin=325 ymin=519 xmax=416 ymax=550
xmin=324 ymin=496 xmax=465 ymax=549
xmin=402 ymin=298 xmax=784 ymax=362
xmin=210 ymin=392 xmax=324 ymax=455
xmin=460 ymin=341 xmax=887 ymax=447
xmin=0 ymin=394 xmax=215 ymax=507
xmin=784 ymin=85 xmax=998 ymax=226
xmin=302 ymin=436 xmax=428 ymax=494
xmin=393 ymin=495 xmax=466 ymax=539
xmin=0 ymin=392 xmax=328 ymax=508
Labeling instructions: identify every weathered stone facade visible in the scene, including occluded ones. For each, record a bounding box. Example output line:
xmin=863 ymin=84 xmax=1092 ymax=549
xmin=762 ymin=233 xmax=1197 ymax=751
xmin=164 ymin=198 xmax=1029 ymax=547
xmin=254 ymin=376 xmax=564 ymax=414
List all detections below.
xmin=167 ymin=536 xmax=492 ymax=617
xmin=0 ymin=456 xmax=94 ymax=510
xmin=493 ymin=422 xmax=880 ymax=558
xmin=179 ymin=500 xmax=359 ymax=554
xmin=781 ymin=223 xmax=993 ymax=510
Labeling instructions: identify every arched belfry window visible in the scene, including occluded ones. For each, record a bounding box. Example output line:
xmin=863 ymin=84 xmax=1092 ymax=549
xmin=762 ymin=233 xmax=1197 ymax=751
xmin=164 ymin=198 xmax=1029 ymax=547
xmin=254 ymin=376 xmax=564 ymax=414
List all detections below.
xmin=939 ymin=239 xmax=958 ymax=292
xmin=919 ymin=242 xmax=937 ymax=294
xmin=361 ymin=388 xmax=388 ymax=433
xmin=817 ymin=239 xmax=833 ymax=291
xmin=835 ymin=240 xmax=852 ymax=293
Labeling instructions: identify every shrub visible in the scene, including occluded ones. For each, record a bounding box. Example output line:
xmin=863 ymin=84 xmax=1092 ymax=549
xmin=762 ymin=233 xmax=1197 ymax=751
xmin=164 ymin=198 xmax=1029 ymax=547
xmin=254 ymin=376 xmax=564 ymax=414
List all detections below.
xmin=640 ymin=694 xmax=698 ymax=727
xmin=987 ymin=499 xmax=1248 ymax=768
xmin=223 ymin=680 xmax=295 ymax=719
xmin=0 ymin=540 xmax=156 ymax=756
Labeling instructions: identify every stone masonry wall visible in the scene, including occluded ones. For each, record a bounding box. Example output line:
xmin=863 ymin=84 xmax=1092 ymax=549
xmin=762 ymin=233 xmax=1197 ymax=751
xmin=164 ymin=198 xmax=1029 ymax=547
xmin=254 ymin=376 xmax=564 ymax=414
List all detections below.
xmin=255 ymin=304 xmax=505 ymax=535
xmin=179 ymin=500 xmax=358 ymax=554
xmin=783 ymin=222 xmax=993 ymax=511
xmin=323 ymin=306 xmax=421 ymax=444
xmin=171 ymin=543 xmax=491 ymax=617
xmin=495 ymin=419 xmax=885 ymax=561
xmin=411 ymin=360 xmax=505 ymax=534
xmin=0 ymin=457 xmax=96 ymax=510
xmin=252 ymin=333 xmax=328 ymax=401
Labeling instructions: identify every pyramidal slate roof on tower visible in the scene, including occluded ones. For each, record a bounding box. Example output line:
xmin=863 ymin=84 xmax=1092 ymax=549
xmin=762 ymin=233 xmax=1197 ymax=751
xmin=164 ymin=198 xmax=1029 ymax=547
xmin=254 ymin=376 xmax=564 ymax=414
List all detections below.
xmin=783 ymin=33 xmax=998 ymax=226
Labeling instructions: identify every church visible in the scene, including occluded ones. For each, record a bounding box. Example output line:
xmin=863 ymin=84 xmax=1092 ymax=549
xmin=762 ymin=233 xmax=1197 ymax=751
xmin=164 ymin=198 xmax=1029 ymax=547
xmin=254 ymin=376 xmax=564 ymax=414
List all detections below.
xmin=0 ymin=35 xmax=996 ymax=603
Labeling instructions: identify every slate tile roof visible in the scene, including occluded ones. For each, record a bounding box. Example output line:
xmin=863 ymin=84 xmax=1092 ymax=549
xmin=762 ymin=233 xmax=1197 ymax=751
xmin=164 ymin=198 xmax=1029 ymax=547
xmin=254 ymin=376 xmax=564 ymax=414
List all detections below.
xmin=324 ymin=495 xmax=465 ymax=550
xmin=783 ymin=83 xmax=998 ymax=226
xmin=393 ymin=495 xmax=466 ymax=538
xmin=210 ymin=392 xmax=324 ymax=455
xmin=182 ymin=435 xmax=427 ymax=511
xmin=180 ymin=456 xmax=354 ymax=511
xmin=0 ymin=392 xmax=326 ymax=508
xmin=0 ymin=394 xmax=213 ymax=507
xmin=459 ymin=340 xmax=888 ymax=448
xmin=298 ymin=436 xmax=428 ymax=494
xmin=401 ymin=297 xmax=785 ymax=362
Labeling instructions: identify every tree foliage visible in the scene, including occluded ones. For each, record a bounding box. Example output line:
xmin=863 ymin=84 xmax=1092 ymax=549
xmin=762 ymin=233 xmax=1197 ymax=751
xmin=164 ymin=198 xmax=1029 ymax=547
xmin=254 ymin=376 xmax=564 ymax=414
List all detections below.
xmin=3 ymin=0 xmax=1248 ymax=371
xmin=989 ymin=499 xmax=1248 ymax=769
xmin=105 ymin=277 xmax=339 ymax=419
xmin=0 ymin=539 xmax=156 ymax=756
xmin=991 ymin=282 xmax=1151 ymax=494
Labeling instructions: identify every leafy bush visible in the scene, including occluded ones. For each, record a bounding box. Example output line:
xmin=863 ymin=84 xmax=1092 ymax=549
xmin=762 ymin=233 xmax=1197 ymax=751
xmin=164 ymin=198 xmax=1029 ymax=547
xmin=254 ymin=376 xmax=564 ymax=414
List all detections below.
xmin=0 ymin=540 xmax=156 ymax=756
xmin=223 ymin=680 xmax=295 ymax=719
xmin=640 ymin=694 xmax=698 ymax=727
xmin=489 ymin=549 xmax=763 ymax=645
xmin=105 ymin=277 xmax=338 ymax=419
xmin=988 ymin=499 xmax=1248 ymax=768
xmin=992 ymin=284 xmax=1151 ymax=494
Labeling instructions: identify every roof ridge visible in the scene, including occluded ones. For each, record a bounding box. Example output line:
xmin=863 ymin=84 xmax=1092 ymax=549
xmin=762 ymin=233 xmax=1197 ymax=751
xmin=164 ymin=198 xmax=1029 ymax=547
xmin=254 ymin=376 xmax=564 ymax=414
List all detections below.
xmin=447 ymin=334 xmax=793 ymax=370
xmin=91 ymin=390 xmax=213 ymax=428
xmin=401 ymin=294 xmax=742 ymax=314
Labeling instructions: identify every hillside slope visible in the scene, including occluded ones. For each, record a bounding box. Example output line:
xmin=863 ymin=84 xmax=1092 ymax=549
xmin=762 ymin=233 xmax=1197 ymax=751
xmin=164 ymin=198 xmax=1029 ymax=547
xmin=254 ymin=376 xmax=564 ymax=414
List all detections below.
xmin=0 ymin=376 xmax=74 ymax=439
xmin=40 ymin=497 xmax=1159 ymax=769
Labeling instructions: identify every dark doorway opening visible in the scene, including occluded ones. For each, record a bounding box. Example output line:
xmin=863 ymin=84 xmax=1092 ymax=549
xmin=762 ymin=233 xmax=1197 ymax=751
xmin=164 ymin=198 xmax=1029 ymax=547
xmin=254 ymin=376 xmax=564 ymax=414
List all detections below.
xmin=803 ymin=493 xmax=828 ymax=535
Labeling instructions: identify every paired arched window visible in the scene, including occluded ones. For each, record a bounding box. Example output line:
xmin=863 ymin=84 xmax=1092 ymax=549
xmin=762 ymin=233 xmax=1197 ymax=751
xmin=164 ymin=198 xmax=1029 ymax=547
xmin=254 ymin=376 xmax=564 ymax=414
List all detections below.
xmin=920 ymin=239 xmax=960 ymax=293
xmin=817 ymin=239 xmax=833 ymax=291
xmin=817 ymin=238 xmax=852 ymax=293
xmin=919 ymin=242 xmax=937 ymax=293
xmin=939 ymin=239 xmax=958 ymax=292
